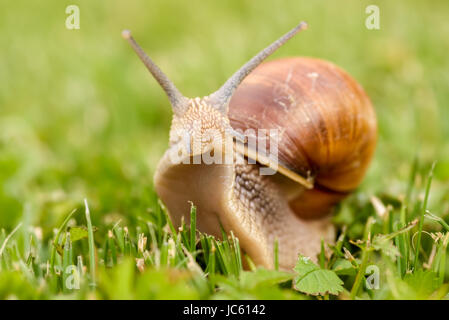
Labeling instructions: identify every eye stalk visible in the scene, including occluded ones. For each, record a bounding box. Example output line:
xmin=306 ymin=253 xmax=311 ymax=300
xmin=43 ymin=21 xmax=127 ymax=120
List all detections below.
xmin=122 ymin=21 xmax=308 ymax=116
xmin=121 ymin=30 xmax=189 ymax=115
xmin=208 ymin=22 xmax=308 ymax=113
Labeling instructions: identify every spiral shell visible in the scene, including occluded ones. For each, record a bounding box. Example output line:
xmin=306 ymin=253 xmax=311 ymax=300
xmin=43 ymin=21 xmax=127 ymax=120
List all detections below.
xmin=229 ymin=57 xmax=377 ymax=219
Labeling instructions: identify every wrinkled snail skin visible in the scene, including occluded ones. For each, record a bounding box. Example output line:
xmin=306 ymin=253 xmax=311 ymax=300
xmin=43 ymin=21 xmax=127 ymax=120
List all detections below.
xmin=122 ymin=22 xmax=377 ymax=270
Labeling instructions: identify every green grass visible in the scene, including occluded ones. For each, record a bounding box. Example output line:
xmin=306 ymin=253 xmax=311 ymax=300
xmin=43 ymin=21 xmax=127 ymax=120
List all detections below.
xmin=0 ymin=164 xmax=448 ymax=299
xmin=0 ymin=0 xmax=449 ymax=299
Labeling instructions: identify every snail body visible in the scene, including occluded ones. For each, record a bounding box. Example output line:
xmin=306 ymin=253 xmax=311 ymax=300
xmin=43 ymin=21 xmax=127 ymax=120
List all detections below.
xmin=122 ymin=23 xmax=377 ymax=270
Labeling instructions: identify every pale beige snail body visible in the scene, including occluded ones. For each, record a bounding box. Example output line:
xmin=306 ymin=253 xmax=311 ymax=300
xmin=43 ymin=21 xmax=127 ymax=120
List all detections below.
xmin=122 ymin=22 xmax=377 ymax=270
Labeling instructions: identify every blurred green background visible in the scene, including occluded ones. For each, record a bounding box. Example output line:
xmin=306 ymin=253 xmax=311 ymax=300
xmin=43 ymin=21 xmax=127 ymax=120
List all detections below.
xmin=0 ymin=0 xmax=448 ymax=235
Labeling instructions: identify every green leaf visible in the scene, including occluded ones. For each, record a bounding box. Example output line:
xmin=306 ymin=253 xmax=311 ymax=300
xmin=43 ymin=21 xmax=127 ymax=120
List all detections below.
xmin=239 ymin=268 xmax=293 ymax=289
xmin=212 ymin=269 xmax=304 ymax=300
xmin=68 ymin=226 xmax=89 ymax=242
xmin=54 ymin=226 xmax=97 ymax=257
xmin=294 ymin=255 xmax=344 ymax=296
xmin=386 ymin=269 xmax=448 ymax=299
xmin=403 ymin=270 xmax=439 ymax=297
xmin=332 ymin=259 xmax=357 ymax=276
xmin=372 ymin=234 xmax=400 ymax=259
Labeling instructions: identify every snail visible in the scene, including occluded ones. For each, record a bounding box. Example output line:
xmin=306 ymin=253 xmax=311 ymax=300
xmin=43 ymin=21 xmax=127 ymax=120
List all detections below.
xmin=122 ymin=22 xmax=377 ymax=270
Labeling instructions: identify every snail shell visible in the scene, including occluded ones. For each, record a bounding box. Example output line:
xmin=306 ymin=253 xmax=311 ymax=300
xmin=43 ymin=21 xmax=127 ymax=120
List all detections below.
xmin=229 ymin=57 xmax=377 ymax=219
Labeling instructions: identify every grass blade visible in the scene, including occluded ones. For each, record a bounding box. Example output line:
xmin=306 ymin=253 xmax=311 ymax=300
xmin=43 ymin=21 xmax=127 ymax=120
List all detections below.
xmin=319 ymin=238 xmax=326 ymax=269
xmin=350 ymin=217 xmax=374 ymax=299
xmin=189 ymin=202 xmax=197 ymax=253
xmin=413 ymin=162 xmax=436 ymax=271
xmin=0 ymin=222 xmax=22 ymax=258
xmin=50 ymin=209 xmax=76 ymax=272
xmin=62 ymin=232 xmax=73 ymax=292
xmin=84 ymin=199 xmax=96 ymax=287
